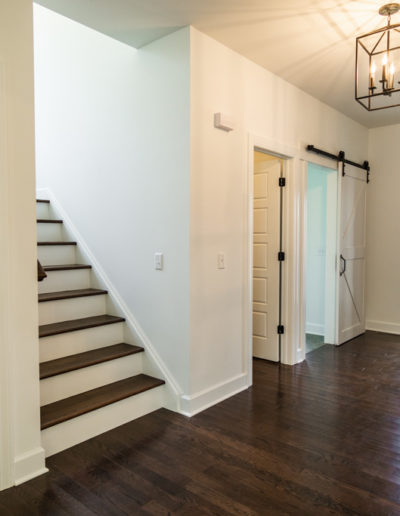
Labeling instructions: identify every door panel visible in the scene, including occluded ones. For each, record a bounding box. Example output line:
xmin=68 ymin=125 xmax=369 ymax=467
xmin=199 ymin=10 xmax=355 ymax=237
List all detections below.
xmin=253 ymin=158 xmax=281 ymax=361
xmin=337 ymin=163 xmax=367 ymax=344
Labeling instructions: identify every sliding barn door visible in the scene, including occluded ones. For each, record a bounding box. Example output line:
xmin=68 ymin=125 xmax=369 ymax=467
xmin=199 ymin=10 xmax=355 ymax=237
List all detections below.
xmin=253 ymin=159 xmax=281 ymax=361
xmin=337 ymin=162 xmax=367 ymax=344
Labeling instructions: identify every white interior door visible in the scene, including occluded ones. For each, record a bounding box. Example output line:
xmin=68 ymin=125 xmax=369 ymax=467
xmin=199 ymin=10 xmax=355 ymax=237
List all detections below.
xmin=337 ymin=162 xmax=367 ymax=344
xmin=253 ymin=158 xmax=281 ymax=361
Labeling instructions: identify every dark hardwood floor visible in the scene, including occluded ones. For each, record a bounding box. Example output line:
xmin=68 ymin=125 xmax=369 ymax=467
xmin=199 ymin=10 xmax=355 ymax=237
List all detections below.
xmin=1 ymin=330 xmax=400 ymax=515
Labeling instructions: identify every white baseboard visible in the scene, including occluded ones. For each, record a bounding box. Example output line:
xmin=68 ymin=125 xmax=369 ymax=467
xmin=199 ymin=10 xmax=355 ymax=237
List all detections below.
xmin=366 ymin=320 xmax=400 ymax=335
xmin=14 ymin=447 xmax=48 ymax=486
xmin=305 ymin=323 xmax=324 ymax=336
xmin=180 ymin=373 xmax=249 ymax=417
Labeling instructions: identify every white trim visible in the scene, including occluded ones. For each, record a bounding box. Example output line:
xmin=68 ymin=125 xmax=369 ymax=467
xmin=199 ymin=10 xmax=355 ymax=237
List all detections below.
xmin=253 ymin=134 xmax=299 ymax=159
xmin=366 ymin=320 xmax=400 ymax=335
xmin=281 ymin=156 xmax=304 ymax=365
xmin=324 ymin=169 xmax=339 ymax=345
xmin=36 ymin=188 xmax=182 ymax=412
xmin=297 ymin=159 xmax=308 ymax=363
xmin=14 ymin=448 xmax=48 ymax=486
xmin=0 ymin=60 xmax=14 ymax=491
xmin=180 ymin=373 xmax=249 ymax=416
xmin=246 ymin=134 xmax=303 ymax=371
xmin=305 ymin=323 xmax=325 ymax=336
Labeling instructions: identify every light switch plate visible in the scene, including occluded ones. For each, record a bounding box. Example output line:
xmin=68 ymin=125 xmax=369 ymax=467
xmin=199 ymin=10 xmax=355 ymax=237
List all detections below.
xmin=217 ymin=253 xmax=225 ymax=269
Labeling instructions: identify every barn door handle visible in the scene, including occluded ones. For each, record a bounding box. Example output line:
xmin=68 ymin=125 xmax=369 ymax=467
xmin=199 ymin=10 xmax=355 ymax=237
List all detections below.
xmin=340 ymin=254 xmax=346 ymax=276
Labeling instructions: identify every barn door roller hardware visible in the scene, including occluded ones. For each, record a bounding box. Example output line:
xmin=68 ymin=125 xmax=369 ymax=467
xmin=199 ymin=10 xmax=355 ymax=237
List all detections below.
xmin=306 ymin=145 xmax=370 ymax=183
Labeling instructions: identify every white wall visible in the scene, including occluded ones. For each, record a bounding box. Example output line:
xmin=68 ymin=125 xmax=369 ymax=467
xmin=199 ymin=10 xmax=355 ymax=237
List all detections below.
xmin=366 ymin=124 xmax=400 ymax=334
xmin=34 ymin=6 xmax=191 ymax=393
xmin=34 ymin=13 xmax=370 ymax=415
xmin=189 ymin=27 xmax=369 ymax=399
xmin=0 ymin=0 xmax=46 ymax=489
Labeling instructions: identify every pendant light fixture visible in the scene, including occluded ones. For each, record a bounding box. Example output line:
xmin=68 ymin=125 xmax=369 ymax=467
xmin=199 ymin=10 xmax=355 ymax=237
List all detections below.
xmin=355 ymin=3 xmax=400 ymax=111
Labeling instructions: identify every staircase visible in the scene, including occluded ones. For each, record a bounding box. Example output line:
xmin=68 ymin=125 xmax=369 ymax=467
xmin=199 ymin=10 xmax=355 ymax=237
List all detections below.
xmin=36 ymin=199 xmax=165 ymax=457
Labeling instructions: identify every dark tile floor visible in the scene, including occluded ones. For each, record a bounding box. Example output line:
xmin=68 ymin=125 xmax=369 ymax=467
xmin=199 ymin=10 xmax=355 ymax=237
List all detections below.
xmin=1 ymin=331 xmax=400 ymax=515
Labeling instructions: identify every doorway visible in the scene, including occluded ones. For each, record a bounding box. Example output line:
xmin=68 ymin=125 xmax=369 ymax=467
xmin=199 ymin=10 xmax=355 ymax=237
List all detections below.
xmin=305 ymin=162 xmax=338 ymax=354
xmin=252 ymin=150 xmax=284 ymax=362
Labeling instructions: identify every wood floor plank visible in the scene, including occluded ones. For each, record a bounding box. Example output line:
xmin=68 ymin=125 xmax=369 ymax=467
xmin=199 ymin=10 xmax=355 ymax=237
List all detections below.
xmin=43 ymin=264 xmax=92 ymax=271
xmin=39 ymin=315 xmax=125 ymax=338
xmin=37 ymin=241 xmax=77 ymax=246
xmin=40 ymin=343 xmax=144 ymax=379
xmin=38 ymin=288 xmax=107 ymax=303
xmin=37 ymin=219 xmax=63 ymax=224
xmin=2 ymin=331 xmax=400 ymax=514
xmin=41 ymin=375 xmax=165 ymax=429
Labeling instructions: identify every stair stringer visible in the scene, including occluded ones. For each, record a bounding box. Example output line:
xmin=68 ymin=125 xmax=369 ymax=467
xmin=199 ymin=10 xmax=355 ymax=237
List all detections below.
xmin=37 ymin=188 xmax=183 ymax=413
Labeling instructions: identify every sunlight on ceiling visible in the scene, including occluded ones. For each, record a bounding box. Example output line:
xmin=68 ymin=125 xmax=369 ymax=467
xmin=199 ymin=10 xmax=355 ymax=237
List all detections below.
xmin=34 ymin=0 xmax=400 ymax=128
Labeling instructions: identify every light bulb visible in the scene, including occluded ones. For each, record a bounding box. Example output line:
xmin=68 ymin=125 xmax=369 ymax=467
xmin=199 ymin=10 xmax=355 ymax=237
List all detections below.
xmin=371 ymin=62 xmax=377 ymax=74
xmin=389 ymin=62 xmax=396 ymax=89
xmin=383 ymin=53 xmax=388 ymax=65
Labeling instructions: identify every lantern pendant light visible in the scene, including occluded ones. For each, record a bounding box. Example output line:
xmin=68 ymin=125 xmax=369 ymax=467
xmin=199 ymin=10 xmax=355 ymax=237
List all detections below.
xmin=356 ymin=3 xmax=400 ymax=111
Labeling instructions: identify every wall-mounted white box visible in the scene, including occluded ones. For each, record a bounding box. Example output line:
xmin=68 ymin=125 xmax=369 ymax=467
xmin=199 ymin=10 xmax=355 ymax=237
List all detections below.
xmin=214 ymin=113 xmax=234 ymax=132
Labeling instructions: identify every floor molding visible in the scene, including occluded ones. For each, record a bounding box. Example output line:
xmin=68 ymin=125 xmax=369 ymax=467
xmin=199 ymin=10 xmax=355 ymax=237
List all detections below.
xmin=366 ymin=320 xmax=400 ymax=335
xmin=305 ymin=323 xmax=324 ymax=336
xmin=180 ymin=373 xmax=249 ymax=417
xmin=14 ymin=447 xmax=48 ymax=486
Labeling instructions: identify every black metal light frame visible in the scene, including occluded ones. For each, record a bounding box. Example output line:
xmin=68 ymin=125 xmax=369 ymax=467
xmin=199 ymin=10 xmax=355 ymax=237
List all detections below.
xmin=356 ymin=15 xmax=400 ymax=111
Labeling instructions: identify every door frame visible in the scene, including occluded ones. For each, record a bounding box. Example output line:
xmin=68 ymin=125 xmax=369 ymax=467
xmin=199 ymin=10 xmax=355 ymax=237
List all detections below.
xmin=245 ymin=134 xmax=299 ymax=385
xmin=300 ymin=153 xmax=343 ymax=362
xmin=303 ymin=160 xmax=339 ymax=349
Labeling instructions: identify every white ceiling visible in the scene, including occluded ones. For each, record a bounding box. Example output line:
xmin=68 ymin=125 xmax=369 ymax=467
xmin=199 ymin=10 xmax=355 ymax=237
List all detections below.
xmin=35 ymin=0 xmax=400 ymax=128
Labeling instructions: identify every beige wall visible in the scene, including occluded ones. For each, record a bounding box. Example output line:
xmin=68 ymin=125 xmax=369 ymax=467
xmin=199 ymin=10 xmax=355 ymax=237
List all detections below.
xmin=366 ymin=124 xmax=400 ymax=334
xmin=0 ymin=0 xmax=45 ymax=489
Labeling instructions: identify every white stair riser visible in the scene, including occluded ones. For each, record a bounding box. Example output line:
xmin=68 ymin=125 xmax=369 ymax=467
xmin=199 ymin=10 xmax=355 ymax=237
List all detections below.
xmin=36 ymin=203 xmax=50 ymax=219
xmin=39 ymin=295 xmax=107 ymax=325
xmin=38 ymin=269 xmax=91 ymax=294
xmin=39 ymin=323 xmax=125 ymax=362
xmin=37 ymin=223 xmax=63 ymax=242
xmin=37 ymin=245 xmax=76 ymax=265
xmin=40 ymin=353 xmax=143 ymax=405
xmin=41 ymin=386 xmax=165 ymax=457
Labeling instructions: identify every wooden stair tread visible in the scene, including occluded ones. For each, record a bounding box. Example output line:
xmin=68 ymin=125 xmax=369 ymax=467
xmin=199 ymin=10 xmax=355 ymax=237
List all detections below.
xmin=41 ymin=375 xmax=165 ymax=429
xmin=38 ymin=241 xmax=77 ymax=246
xmin=36 ymin=199 xmax=50 ymax=203
xmin=39 ymin=315 xmax=125 ymax=338
xmin=43 ymin=264 xmax=92 ymax=271
xmin=40 ymin=343 xmax=144 ymax=379
xmin=37 ymin=219 xmax=63 ymax=224
xmin=39 ymin=288 xmax=107 ymax=303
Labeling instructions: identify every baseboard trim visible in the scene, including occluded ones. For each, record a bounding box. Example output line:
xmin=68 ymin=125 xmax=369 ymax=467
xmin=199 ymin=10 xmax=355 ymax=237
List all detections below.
xmin=180 ymin=373 xmax=249 ymax=417
xmin=305 ymin=323 xmax=324 ymax=336
xmin=366 ymin=320 xmax=400 ymax=335
xmin=14 ymin=447 xmax=48 ymax=486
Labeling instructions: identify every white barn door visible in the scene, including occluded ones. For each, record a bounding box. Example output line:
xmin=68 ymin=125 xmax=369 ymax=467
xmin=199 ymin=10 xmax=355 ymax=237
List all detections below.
xmin=253 ymin=158 xmax=281 ymax=361
xmin=337 ymin=162 xmax=367 ymax=344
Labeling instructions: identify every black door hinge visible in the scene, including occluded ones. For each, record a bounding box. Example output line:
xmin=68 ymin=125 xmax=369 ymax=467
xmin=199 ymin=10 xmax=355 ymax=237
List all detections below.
xmin=277 ymin=325 xmax=285 ymax=335
xmin=278 ymin=251 xmax=285 ymax=261
xmin=279 ymin=177 xmax=286 ymax=187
